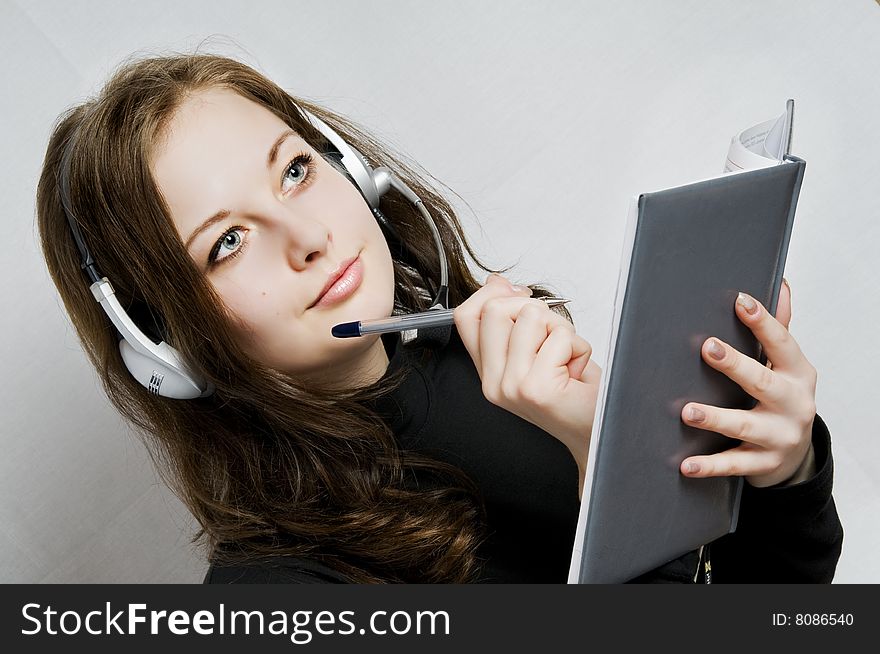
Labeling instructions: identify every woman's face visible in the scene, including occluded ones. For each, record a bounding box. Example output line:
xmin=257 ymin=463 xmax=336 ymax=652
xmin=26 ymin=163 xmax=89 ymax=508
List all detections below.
xmin=151 ymin=87 xmax=395 ymax=387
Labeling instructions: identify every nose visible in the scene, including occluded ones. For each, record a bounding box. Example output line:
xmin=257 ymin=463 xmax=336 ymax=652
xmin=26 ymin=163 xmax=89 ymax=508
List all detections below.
xmin=274 ymin=207 xmax=333 ymax=271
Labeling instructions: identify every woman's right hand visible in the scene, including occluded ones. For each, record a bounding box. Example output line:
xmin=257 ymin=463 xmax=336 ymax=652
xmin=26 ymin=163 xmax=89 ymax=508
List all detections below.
xmin=452 ymin=274 xmax=602 ymax=495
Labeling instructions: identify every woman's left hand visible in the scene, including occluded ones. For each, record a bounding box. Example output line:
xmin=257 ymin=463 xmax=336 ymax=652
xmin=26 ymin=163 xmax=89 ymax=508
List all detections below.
xmin=679 ymin=279 xmax=819 ymax=488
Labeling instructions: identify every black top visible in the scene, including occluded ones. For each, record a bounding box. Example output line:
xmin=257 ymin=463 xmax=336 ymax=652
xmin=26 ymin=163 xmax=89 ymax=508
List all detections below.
xmin=205 ymin=326 xmax=843 ymax=584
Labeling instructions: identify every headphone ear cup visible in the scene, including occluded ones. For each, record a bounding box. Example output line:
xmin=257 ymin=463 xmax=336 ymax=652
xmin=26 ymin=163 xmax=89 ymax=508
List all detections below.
xmin=118 ymin=339 xmax=208 ymax=400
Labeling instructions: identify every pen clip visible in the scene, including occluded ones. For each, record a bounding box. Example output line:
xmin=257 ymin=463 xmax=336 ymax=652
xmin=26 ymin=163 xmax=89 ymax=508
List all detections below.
xmin=405 ymin=286 xmax=449 ymax=343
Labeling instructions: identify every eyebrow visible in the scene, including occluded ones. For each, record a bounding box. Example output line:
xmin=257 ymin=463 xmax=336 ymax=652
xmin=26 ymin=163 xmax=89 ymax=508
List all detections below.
xmin=184 ymin=129 xmax=298 ymax=251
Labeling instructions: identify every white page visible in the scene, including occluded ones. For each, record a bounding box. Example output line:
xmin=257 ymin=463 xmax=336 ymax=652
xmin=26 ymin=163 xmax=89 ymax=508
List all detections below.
xmin=723 ymin=99 xmax=793 ymax=172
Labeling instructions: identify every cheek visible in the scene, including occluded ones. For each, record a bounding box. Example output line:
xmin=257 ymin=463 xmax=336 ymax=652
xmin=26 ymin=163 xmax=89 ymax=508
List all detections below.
xmin=373 ymin=232 xmax=396 ymax=302
xmin=210 ymin=279 xmax=290 ymax=342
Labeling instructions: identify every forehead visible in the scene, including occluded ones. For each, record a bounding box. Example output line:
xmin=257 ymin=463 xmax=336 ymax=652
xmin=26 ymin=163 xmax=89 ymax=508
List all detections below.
xmin=156 ymin=87 xmax=297 ymax=156
xmin=150 ymin=88 xmax=305 ymax=238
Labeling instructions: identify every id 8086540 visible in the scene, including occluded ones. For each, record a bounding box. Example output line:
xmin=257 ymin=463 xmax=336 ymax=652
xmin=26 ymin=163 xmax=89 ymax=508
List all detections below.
xmin=771 ymin=613 xmax=854 ymax=627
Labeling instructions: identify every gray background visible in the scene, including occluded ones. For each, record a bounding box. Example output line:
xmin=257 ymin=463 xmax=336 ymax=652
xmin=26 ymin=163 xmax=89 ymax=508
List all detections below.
xmin=2 ymin=0 xmax=877 ymax=583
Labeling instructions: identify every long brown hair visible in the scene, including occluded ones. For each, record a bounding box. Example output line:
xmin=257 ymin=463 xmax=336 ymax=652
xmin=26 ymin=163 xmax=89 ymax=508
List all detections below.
xmin=36 ymin=51 xmax=570 ymax=583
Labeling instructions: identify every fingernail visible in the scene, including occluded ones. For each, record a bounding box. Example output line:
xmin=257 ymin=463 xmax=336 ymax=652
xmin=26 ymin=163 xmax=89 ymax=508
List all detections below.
xmin=707 ymin=339 xmax=725 ymax=360
xmin=687 ymin=406 xmax=706 ymax=422
xmin=685 ymin=461 xmax=701 ymax=474
xmin=510 ymin=284 xmax=531 ymax=294
xmin=783 ymin=277 xmax=790 ymax=290
xmin=737 ymin=292 xmax=758 ymax=315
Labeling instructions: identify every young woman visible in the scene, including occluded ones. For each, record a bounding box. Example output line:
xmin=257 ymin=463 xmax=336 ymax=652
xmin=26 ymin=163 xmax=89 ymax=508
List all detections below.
xmin=36 ymin=52 xmax=843 ymax=583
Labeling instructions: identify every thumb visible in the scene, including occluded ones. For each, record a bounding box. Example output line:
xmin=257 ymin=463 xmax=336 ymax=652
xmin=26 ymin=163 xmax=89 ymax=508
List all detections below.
xmin=565 ymin=334 xmax=593 ymax=380
xmin=567 ymin=351 xmax=591 ymax=381
xmin=776 ymin=277 xmax=792 ymax=331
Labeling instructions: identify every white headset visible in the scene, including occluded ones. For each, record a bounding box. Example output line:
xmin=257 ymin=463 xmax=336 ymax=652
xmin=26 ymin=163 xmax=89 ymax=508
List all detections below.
xmin=58 ymin=106 xmax=449 ymax=399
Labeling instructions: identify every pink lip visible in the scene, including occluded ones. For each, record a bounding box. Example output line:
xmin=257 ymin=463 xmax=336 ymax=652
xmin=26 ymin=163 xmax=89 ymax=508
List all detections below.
xmin=310 ymin=256 xmax=363 ymax=309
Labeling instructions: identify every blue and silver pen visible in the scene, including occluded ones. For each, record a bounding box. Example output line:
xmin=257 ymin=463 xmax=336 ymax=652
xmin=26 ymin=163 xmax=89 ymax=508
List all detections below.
xmin=331 ymin=296 xmax=571 ymax=338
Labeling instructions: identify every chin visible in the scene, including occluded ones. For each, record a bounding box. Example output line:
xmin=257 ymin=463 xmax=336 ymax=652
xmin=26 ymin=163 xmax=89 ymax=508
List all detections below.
xmin=344 ymin=263 xmax=395 ymax=320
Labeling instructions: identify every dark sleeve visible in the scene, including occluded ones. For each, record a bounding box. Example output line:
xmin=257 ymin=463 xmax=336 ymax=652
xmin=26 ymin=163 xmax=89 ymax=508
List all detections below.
xmin=708 ymin=413 xmax=844 ymax=583
xmin=203 ymin=556 xmax=349 ymax=584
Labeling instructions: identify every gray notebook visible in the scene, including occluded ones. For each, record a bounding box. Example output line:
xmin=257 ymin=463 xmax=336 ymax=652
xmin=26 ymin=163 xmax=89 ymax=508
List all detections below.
xmin=568 ymin=153 xmax=806 ymax=583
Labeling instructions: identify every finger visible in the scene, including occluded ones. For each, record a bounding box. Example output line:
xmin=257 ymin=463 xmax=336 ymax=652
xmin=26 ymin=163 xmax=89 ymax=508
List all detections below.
xmin=733 ymin=291 xmax=810 ymax=375
xmin=680 ymin=403 xmax=775 ymax=448
xmin=510 ymin=323 xmax=578 ymax=404
xmin=680 ymin=442 xmax=775 ymax=479
xmin=767 ymin=280 xmax=791 ymax=371
xmin=506 ymin=300 xmax=583 ymax=381
xmin=701 ymin=337 xmax=793 ymax=409
xmin=453 ymin=274 xmax=531 ymax=372
xmin=566 ymin=335 xmax=593 ymax=381
xmin=504 ymin=303 xmax=555 ymax=388
xmin=479 ymin=296 xmax=554 ymax=392
xmin=581 ymin=358 xmax=603 ymax=386
xmin=530 ymin=323 xmax=591 ymax=384
xmin=506 ymin=301 xmax=587 ymax=378
xmin=776 ymin=278 xmax=792 ymax=331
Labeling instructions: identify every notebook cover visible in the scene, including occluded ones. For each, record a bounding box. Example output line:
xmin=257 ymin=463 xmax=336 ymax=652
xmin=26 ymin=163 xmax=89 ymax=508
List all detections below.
xmin=572 ymin=155 xmax=806 ymax=583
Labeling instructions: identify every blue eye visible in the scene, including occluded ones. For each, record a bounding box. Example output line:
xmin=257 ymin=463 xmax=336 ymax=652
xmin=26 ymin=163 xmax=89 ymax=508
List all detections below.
xmin=208 ymin=226 xmax=247 ymax=265
xmin=282 ymin=152 xmax=315 ymax=194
